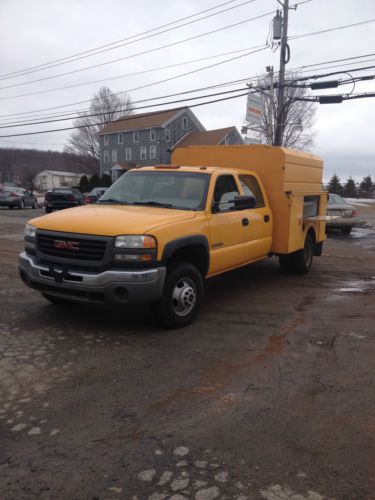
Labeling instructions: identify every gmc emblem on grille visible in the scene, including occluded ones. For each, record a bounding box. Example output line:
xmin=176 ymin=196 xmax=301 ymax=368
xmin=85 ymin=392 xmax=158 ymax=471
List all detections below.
xmin=54 ymin=240 xmax=80 ymax=251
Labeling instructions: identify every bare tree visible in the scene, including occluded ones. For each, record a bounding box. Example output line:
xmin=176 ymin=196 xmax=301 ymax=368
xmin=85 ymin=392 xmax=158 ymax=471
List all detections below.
xmin=0 ymin=149 xmax=16 ymax=183
xmin=246 ymin=73 xmax=316 ymax=151
xmin=64 ymin=86 xmax=133 ymax=173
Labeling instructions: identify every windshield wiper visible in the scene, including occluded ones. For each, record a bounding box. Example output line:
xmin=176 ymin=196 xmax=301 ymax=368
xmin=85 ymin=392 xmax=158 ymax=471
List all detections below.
xmin=132 ymin=201 xmax=174 ymax=208
xmin=98 ymin=198 xmax=129 ymax=205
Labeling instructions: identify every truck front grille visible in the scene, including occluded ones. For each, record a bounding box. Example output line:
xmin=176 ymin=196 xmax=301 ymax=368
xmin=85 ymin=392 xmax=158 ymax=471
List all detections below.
xmin=37 ymin=233 xmax=107 ymax=261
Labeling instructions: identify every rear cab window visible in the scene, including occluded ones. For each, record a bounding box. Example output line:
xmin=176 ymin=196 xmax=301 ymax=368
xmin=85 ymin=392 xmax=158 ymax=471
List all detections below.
xmin=239 ymin=175 xmax=265 ymax=208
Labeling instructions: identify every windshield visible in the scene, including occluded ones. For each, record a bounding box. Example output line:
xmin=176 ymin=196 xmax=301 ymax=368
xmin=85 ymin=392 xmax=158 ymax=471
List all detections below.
xmin=99 ymin=171 xmax=210 ymax=210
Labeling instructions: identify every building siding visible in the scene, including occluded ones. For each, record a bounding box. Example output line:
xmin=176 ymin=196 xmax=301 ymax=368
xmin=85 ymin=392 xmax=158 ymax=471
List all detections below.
xmin=100 ymin=111 xmax=200 ymax=175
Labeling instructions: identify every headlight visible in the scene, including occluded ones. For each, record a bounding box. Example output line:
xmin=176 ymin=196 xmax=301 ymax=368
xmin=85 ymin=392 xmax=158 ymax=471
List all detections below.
xmin=114 ymin=235 xmax=156 ymax=249
xmin=25 ymin=224 xmax=36 ymax=238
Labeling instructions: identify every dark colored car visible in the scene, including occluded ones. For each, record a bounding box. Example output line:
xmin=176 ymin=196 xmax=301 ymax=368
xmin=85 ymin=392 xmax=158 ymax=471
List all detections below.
xmin=326 ymin=193 xmax=359 ymax=235
xmin=84 ymin=187 xmax=108 ymax=204
xmin=0 ymin=187 xmax=38 ymax=210
xmin=45 ymin=188 xmax=85 ymax=213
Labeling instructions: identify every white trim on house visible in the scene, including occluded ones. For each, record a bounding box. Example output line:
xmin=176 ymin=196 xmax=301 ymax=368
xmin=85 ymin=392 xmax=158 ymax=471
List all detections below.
xmin=118 ymin=133 xmax=123 ymax=144
xmin=164 ymin=128 xmax=170 ymax=141
xmin=125 ymin=148 xmax=132 ymax=161
xmin=103 ymin=135 xmax=109 ymax=146
xmin=150 ymin=128 xmax=156 ymax=141
xmin=133 ymin=130 xmax=139 ymax=142
xmin=112 ymin=149 xmax=118 ymax=162
xmin=149 ymin=145 xmax=156 ymax=159
xmin=140 ymin=146 xmax=147 ymax=160
xmin=104 ymin=150 xmax=109 ymax=163
xmin=162 ymin=108 xmax=205 ymax=131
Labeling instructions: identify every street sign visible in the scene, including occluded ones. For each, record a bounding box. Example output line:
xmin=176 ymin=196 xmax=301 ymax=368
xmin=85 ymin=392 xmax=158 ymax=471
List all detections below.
xmin=246 ymin=92 xmax=263 ymax=126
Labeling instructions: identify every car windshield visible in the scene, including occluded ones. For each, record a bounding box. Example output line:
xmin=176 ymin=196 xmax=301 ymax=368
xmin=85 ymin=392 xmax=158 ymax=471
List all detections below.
xmin=329 ymin=194 xmax=350 ymax=205
xmin=99 ymin=171 xmax=210 ymax=210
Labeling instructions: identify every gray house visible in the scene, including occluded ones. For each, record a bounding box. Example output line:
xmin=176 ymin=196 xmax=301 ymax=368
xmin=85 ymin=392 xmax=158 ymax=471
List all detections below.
xmin=98 ymin=107 xmax=243 ymax=180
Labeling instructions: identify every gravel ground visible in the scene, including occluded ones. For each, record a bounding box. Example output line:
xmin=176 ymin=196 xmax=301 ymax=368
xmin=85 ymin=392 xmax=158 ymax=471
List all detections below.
xmin=0 ymin=205 xmax=374 ymax=500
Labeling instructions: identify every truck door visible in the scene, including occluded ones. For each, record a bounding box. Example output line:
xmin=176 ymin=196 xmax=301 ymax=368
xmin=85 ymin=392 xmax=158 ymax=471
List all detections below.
xmin=208 ymin=174 xmax=252 ymax=275
xmin=238 ymin=174 xmax=273 ymax=259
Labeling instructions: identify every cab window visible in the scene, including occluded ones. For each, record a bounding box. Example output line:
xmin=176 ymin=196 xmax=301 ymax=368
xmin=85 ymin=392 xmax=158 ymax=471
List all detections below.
xmin=239 ymin=175 xmax=265 ymax=208
xmin=212 ymin=175 xmax=240 ymax=212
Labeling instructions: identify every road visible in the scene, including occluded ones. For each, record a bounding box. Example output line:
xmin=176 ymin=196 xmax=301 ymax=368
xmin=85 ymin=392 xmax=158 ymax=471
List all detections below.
xmin=0 ymin=206 xmax=374 ymax=500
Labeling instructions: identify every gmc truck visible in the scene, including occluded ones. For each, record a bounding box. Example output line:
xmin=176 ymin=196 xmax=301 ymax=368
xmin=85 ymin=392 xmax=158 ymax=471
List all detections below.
xmin=19 ymin=145 xmax=327 ymax=328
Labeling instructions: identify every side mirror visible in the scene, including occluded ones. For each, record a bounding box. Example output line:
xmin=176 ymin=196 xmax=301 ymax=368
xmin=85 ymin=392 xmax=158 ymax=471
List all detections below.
xmin=233 ymin=195 xmax=256 ymax=210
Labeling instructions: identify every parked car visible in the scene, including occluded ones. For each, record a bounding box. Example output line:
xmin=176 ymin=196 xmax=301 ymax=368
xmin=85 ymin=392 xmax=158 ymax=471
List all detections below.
xmin=326 ymin=193 xmax=358 ymax=235
xmin=0 ymin=187 xmax=38 ymax=209
xmin=84 ymin=187 xmax=108 ymax=204
xmin=44 ymin=188 xmax=85 ymax=213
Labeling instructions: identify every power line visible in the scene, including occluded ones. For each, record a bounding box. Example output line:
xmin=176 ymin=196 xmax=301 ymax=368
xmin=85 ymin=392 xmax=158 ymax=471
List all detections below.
xmin=0 ymin=87 xmax=249 ymax=130
xmin=0 ymin=0 xmax=244 ymax=80
xmin=0 ymin=91 xmax=250 ymax=138
xmin=289 ymin=18 xmax=375 ymax=41
xmin=0 ymin=9 xmax=273 ymax=90
xmin=0 ymin=45 xmax=268 ymax=128
xmin=0 ymin=77 xmax=254 ymax=126
xmin=0 ymin=45 xmax=266 ymax=102
xmin=0 ymin=11 xmax=371 ymax=123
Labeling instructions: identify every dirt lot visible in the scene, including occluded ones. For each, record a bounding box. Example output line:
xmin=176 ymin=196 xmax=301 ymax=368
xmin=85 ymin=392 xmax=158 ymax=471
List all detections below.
xmin=0 ymin=206 xmax=374 ymax=500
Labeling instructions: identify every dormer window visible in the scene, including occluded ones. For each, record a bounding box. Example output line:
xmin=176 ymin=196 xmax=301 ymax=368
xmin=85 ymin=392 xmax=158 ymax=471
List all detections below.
xmin=165 ymin=128 xmax=170 ymax=142
xmin=118 ymin=133 xmax=123 ymax=145
xmin=182 ymin=117 xmax=188 ymax=130
xmin=150 ymin=129 xmax=156 ymax=141
xmin=133 ymin=131 xmax=139 ymax=142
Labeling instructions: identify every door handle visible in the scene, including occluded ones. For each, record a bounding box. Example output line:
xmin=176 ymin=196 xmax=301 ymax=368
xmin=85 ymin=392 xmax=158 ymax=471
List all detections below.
xmin=264 ymin=215 xmax=270 ymax=222
xmin=242 ymin=218 xmax=249 ymax=226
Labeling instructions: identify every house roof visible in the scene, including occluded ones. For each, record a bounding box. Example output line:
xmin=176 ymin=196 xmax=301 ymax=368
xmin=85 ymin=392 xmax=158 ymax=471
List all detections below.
xmin=98 ymin=107 xmax=205 ymax=134
xmin=173 ymin=127 xmax=236 ymax=148
xmin=35 ymin=170 xmax=83 ymax=177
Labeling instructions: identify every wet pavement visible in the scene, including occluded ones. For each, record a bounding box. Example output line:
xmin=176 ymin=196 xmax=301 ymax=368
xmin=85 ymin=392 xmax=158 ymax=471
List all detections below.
xmin=0 ymin=205 xmax=374 ymax=499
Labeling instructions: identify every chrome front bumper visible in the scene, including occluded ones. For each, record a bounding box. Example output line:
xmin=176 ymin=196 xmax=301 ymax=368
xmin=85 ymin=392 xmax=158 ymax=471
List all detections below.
xmin=18 ymin=252 xmax=166 ymax=305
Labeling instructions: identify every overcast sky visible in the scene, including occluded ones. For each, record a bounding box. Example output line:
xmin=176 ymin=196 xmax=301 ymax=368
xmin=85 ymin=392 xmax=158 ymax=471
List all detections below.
xmin=1 ymin=0 xmax=374 ymax=181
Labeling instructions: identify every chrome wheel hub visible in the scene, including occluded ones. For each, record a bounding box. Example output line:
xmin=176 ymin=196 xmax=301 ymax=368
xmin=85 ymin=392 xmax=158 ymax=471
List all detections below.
xmin=172 ymin=277 xmax=197 ymax=317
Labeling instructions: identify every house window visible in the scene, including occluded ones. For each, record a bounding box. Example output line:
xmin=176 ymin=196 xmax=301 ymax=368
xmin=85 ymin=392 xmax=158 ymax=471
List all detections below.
xmin=150 ymin=145 xmax=156 ymax=160
xmin=103 ymin=150 xmax=109 ymax=163
xmin=118 ymin=133 xmax=123 ymax=145
xmin=150 ymin=128 xmax=156 ymax=141
xmin=140 ymin=146 xmax=147 ymax=160
xmin=126 ymin=148 xmax=132 ymax=161
xmin=112 ymin=149 xmax=117 ymax=162
xmin=133 ymin=131 xmax=139 ymax=142
xmin=165 ymin=128 xmax=170 ymax=142
xmin=182 ymin=117 xmax=188 ymax=130
xmin=103 ymin=135 xmax=109 ymax=146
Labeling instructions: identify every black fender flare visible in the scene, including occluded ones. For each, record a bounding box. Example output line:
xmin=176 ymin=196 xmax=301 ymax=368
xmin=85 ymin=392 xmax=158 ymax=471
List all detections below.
xmin=161 ymin=235 xmax=210 ymax=276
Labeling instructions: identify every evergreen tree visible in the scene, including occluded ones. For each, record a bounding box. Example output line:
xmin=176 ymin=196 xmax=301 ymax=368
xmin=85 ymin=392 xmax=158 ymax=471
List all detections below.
xmin=343 ymin=177 xmax=357 ymax=198
xmin=358 ymin=175 xmax=374 ymax=198
xmin=327 ymin=174 xmax=343 ymax=195
xmin=79 ymin=175 xmax=89 ymax=193
xmin=99 ymin=174 xmax=111 ymax=187
xmin=88 ymin=173 xmax=100 ymax=191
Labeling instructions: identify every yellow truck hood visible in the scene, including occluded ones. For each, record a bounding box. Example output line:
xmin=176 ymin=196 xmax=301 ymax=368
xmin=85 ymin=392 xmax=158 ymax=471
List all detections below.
xmin=29 ymin=204 xmax=196 ymax=236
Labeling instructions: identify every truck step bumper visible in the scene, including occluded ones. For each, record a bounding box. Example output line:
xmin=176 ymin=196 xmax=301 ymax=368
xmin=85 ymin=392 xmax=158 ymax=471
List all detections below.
xmin=18 ymin=252 xmax=166 ymax=305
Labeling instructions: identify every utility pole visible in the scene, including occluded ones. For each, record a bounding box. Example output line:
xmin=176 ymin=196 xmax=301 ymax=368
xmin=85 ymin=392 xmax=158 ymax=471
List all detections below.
xmin=266 ymin=66 xmax=274 ymax=145
xmin=274 ymin=0 xmax=290 ymax=146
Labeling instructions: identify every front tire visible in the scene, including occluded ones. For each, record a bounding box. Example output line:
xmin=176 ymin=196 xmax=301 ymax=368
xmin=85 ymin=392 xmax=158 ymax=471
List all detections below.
xmin=341 ymin=226 xmax=352 ymax=235
xmin=154 ymin=262 xmax=203 ymax=329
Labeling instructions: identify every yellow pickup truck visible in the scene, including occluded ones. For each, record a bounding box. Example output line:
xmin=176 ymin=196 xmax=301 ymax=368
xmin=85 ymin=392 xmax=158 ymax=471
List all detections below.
xmin=19 ymin=145 xmax=327 ymax=328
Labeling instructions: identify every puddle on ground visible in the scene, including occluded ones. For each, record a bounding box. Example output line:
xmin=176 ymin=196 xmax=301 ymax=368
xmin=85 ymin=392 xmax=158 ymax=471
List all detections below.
xmin=334 ymin=278 xmax=375 ymax=294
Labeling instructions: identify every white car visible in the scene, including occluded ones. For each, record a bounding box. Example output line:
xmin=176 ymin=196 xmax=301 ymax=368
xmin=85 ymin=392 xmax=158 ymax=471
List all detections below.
xmin=326 ymin=194 xmax=359 ymax=235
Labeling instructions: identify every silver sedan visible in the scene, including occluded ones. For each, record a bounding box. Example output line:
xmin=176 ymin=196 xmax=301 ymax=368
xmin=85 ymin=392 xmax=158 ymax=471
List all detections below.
xmin=326 ymin=193 xmax=359 ymax=235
